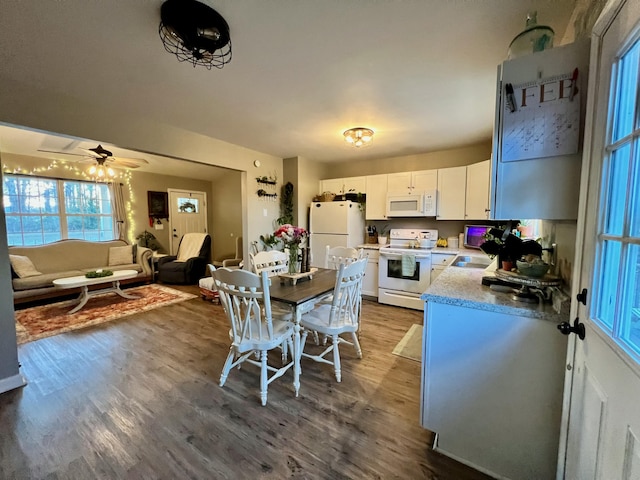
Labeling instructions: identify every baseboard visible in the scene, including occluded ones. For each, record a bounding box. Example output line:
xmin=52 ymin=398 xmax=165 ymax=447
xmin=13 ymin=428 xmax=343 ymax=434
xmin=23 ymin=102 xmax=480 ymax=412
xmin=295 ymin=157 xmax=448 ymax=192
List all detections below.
xmin=432 ymin=434 xmax=510 ymax=480
xmin=0 ymin=373 xmax=27 ymax=395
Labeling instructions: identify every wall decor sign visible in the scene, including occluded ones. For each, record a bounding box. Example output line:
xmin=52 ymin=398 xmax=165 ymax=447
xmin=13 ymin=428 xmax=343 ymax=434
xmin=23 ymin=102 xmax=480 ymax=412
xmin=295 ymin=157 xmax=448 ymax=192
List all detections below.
xmin=148 ymin=191 xmax=169 ymax=222
xmin=501 ymin=68 xmax=581 ymax=162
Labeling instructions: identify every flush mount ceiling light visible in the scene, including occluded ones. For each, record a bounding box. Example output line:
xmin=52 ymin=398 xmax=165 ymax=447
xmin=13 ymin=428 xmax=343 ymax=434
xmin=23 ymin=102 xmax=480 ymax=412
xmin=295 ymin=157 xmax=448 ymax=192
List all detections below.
xmin=159 ymin=0 xmax=232 ymax=70
xmin=343 ymin=127 xmax=374 ymax=147
xmin=88 ymin=158 xmax=116 ymax=182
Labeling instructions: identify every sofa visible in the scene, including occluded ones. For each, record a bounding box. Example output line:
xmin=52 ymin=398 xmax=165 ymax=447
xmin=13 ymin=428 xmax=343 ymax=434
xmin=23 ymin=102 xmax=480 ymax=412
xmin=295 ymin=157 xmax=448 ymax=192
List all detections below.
xmin=9 ymin=239 xmax=153 ymax=305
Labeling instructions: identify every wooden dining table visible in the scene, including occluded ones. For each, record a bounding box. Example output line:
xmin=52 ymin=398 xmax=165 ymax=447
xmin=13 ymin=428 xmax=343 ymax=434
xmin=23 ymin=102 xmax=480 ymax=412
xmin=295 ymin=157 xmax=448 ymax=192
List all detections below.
xmin=269 ymin=267 xmax=337 ymax=396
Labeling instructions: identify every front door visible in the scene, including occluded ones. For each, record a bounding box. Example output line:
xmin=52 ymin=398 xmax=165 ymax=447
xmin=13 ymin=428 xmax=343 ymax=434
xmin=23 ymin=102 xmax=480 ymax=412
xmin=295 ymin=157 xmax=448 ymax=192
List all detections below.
xmin=168 ymin=189 xmax=207 ymax=255
xmin=561 ymin=1 xmax=640 ymax=477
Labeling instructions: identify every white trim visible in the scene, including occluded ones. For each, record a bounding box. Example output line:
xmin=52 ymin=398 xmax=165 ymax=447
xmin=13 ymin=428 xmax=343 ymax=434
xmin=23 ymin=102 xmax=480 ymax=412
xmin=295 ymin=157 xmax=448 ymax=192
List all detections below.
xmin=0 ymin=373 xmax=26 ymax=394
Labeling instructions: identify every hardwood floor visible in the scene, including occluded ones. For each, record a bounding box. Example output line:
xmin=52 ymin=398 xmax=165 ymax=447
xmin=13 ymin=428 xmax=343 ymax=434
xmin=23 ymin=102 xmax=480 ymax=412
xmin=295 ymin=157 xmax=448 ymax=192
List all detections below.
xmin=0 ymin=286 xmax=493 ymax=479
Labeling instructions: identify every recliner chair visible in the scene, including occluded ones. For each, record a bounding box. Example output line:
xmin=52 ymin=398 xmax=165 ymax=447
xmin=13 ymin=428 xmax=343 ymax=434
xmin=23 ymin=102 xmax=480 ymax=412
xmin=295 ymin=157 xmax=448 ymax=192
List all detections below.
xmin=157 ymin=233 xmax=211 ymax=284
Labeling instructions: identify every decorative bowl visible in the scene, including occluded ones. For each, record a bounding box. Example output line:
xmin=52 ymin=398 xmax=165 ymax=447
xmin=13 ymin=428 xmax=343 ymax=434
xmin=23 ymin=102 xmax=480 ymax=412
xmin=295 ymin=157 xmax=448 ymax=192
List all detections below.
xmin=516 ymin=261 xmax=549 ymax=278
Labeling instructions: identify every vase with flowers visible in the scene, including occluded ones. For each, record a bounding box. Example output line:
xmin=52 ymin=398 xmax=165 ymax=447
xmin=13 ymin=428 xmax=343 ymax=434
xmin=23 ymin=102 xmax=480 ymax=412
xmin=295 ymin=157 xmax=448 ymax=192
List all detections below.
xmin=274 ymin=224 xmax=308 ymax=274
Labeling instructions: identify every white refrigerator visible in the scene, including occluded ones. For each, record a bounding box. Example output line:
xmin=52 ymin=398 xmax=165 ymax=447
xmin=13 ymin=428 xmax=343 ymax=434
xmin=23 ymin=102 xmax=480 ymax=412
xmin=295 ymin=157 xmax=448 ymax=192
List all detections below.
xmin=309 ymin=201 xmax=365 ymax=268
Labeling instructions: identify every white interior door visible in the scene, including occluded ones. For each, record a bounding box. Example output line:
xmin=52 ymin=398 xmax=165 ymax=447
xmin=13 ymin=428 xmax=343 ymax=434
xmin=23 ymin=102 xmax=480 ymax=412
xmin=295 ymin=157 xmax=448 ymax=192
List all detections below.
xmin=168 ymin=189 xmax=207 ymax=255
xmin=561 ymin=1 xmax=640 ymax=478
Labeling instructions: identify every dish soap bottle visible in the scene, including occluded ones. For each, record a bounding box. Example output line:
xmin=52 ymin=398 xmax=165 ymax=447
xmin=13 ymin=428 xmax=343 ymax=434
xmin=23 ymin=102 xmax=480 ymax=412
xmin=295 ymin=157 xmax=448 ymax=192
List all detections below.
xmin=507 ymin=11 xmax=554 ymax=60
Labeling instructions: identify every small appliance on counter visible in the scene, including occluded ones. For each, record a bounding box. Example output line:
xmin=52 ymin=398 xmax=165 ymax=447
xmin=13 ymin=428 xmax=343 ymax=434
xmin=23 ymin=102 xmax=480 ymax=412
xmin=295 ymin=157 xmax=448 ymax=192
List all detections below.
xmin=378 ymin=228 xmax=438 ymax=311
xmin=463 ymin=225 xmax=493 ymax=249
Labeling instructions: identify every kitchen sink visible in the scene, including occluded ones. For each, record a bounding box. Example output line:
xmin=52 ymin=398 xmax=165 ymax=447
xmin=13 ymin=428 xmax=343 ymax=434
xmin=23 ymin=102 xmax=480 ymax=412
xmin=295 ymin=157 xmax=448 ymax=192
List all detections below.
xmin=451 ymin=255 xmax=493 ymax=269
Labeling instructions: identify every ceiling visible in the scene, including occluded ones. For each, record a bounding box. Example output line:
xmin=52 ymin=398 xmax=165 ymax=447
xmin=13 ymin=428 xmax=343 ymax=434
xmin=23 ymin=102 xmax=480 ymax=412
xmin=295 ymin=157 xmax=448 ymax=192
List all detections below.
xmin=0 ymin=0 xmax=578 ymax=169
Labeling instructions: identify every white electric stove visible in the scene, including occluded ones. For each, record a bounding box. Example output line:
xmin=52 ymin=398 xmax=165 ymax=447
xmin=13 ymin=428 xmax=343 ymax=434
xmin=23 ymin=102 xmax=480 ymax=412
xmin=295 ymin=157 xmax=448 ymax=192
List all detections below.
xmin=378 ymin=229 xmax=438 ymax=310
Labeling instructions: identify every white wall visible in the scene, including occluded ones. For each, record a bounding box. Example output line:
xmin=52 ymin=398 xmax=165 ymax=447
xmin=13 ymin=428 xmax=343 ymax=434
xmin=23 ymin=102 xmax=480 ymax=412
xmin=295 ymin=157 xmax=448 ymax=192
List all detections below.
xmin=0 ymin=165 xmax=24 ymax=393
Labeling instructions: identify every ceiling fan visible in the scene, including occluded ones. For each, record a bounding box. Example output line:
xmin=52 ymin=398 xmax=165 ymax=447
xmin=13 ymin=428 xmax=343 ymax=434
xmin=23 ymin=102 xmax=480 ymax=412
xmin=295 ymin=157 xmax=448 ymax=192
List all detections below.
xmin=37 ymin=144 xmax=149 ymax=169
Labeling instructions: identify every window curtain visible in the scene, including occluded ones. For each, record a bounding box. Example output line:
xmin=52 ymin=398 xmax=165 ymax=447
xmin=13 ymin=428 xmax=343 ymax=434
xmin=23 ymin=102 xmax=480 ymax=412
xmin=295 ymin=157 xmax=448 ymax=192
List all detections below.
xmin=111 ymin=182 xmax=127 ymax=241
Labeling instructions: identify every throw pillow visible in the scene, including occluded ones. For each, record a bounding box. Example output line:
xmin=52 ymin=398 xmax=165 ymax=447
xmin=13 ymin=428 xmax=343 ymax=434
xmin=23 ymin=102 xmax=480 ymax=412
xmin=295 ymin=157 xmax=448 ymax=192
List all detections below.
xmin=108 ymin=245 xmax=134 ymax=266
xmin=9 ymin=254 xmax=42 ymax=278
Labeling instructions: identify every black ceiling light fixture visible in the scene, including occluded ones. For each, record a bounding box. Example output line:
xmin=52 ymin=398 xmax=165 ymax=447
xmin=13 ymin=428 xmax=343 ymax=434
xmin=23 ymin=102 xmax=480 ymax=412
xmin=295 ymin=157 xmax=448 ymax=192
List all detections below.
xmin=159 ymin=0 xmax=232 ymax=70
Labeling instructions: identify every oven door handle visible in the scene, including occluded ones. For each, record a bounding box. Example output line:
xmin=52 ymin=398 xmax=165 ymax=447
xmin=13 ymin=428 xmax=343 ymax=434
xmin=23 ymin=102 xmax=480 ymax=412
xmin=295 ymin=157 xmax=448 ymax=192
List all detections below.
xmin=380 ymin=253 xmax=430 ymax=259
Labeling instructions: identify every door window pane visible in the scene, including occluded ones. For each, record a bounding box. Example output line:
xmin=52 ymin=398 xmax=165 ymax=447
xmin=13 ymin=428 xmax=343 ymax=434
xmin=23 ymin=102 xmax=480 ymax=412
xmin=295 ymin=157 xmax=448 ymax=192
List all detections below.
xmin=178 ymin=197 xmax=199 ymax=213
xmin=620 ymin=244 xmax=640 ymax=355
xmin=604 ymin=143 xmax=631 ymax=236
xmin=596 ymin=240 xmax=621 ymax=330
xmin=612 ymin=40 xmax=639 ymax=142
xmin=630 ymin=143 xmax=640 ymax=237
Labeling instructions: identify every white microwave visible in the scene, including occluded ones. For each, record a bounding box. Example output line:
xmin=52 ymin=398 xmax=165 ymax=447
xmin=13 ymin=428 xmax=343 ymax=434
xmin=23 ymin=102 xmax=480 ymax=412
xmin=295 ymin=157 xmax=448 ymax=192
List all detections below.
xmin=386 ymin=190 xmax=437 ymax=217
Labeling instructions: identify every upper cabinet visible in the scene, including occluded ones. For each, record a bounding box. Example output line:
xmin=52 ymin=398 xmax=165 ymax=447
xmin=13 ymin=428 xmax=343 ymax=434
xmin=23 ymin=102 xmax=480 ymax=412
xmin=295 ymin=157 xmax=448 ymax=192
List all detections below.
xmin=319 ymin=178 xmax=343 ymax=195
xmin=319 ymin=177 xmax=366 ymax=195
xmin=436 ymin=166 xmax=466 ymax=220
xmin=387 ymin=169 xmax=437 ymax=194
xmin=491 ymin=39 xmax=590 ymax=220
xmin=320 ymin=161 xmax=490 ymax=221
xmin=365 ymin=174 xmax=388 ymax=220
xmin=465 ymin=160 xmax=491 ymax=220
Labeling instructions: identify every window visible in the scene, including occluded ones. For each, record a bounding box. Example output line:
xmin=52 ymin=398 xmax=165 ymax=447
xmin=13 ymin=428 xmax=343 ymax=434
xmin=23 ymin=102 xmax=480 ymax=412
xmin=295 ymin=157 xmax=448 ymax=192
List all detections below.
xmin=593 ymin=36 xmax=640 ymax=358
xmin=3 ymin=175 xmax=114 ymax=246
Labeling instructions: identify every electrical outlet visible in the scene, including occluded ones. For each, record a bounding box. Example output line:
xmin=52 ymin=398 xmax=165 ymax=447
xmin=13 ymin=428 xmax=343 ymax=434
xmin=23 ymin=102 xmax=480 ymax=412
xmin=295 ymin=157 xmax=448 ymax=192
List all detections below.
xmin=263 ymin=208 xmax=267 ymax=217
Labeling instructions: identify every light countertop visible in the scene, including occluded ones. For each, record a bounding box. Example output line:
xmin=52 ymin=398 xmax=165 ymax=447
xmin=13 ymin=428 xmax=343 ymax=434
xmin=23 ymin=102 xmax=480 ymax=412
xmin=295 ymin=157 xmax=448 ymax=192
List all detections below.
xmin=422 ymin=265 xmax=569 ymax=323
xmin=358 ymin=243 xmax=387 ymax=249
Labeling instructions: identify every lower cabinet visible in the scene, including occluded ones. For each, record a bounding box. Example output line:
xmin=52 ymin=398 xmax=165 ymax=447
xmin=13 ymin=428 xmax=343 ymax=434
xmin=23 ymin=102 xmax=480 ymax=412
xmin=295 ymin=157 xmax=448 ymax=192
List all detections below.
xmin=430 ymin=253 xmax=456 ymax=283
xmin=421 ymin=301 xmax=566 ymax=480
xmin=360 ymin=248 xmax=379 ymax=297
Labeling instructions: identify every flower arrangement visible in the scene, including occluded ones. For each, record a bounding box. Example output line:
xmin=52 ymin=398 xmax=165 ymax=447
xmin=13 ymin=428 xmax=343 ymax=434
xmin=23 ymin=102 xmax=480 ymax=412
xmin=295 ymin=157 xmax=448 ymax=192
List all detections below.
xmin=274 ymin=224 xmax=307 ymax=247
xmin=274 ymin=224 xmax=307 ymax=274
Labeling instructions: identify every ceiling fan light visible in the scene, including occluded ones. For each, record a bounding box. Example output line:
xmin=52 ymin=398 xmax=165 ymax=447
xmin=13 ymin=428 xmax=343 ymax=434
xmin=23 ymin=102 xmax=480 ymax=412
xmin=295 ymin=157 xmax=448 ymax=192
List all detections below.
xmin=159 ymin=0 xmax=232 ymax=70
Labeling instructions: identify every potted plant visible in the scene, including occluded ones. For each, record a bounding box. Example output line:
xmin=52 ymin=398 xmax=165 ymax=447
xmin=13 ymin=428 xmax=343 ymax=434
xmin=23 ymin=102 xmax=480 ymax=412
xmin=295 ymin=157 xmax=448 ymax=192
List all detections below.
xmin=480 ymin=227 xmax=543 ymax=271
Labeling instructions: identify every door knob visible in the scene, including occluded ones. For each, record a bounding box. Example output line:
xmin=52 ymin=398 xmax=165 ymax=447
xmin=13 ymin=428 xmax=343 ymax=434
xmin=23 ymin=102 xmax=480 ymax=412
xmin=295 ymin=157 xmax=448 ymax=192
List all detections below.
xmin=558 ymin=318 xmax=586 ymax=340
xmin=576 ymin=288 xmax=588 ymax=305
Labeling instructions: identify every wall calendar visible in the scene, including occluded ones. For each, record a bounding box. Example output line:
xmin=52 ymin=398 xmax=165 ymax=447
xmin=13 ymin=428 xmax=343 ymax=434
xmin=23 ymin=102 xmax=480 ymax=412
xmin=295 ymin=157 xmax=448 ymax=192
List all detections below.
xmin=501 ymin=69 xmax=581 ymax=162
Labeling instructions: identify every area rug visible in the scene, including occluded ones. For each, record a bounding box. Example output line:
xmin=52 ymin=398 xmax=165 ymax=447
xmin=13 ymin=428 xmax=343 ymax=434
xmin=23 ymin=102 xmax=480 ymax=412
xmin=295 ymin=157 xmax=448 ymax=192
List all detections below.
xmin=14 ymin=284 xmax=197 ymax=345
xmin=392 ymin=324 xmax=422 ymax=362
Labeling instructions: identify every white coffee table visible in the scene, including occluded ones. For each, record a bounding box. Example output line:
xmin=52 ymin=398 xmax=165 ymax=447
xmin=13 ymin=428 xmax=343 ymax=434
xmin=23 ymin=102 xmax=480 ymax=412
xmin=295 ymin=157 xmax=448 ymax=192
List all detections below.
xmin=53 ymin=269 xmax=140 ymax=313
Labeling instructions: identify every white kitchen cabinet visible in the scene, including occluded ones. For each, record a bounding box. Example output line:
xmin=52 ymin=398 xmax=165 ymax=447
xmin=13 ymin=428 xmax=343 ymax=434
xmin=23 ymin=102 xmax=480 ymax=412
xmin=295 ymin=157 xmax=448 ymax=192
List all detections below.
xmin=429 ymin=253 xmax=456 ymax=283
xmin=422 ymin=301 xmax=566 ymax=480
xmin=412 ymin=169 xmax=438 ymax=192
xmin=343 ymin=176 xmax=366 ymax=194
xmin=491 ymin=39 xmax=589 ymax=220
xmin=386 ymin=172 xmax=412 ymax=193
xmin=360 ymin=248 xmax=379 ymax=297
xmin=464 ymin=160 xmax=491 ymax=220
xmin=319 ymin=177 xmax=366 ymax=196
xmin=365 ymin=174 xmax=388 ymax=220
xmin=387 ymin=169 xmax=437 ymax=194
xmin=319 ymin=178 xmax=344 ymax=195
xmin=436 ymin=166 xmax=466 ymax=220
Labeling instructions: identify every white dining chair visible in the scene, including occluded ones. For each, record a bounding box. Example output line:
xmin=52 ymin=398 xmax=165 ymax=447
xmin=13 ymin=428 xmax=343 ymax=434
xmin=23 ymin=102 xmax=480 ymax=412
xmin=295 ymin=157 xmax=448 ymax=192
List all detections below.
xmin=249 ymin=250 xmax=293 ymax=319
xmin=250 ymin=250 xmax=289 ymax=277
xmin=319 ymin=246 xmax=365 ymax=342
xmin=212 ymin=267 xmax=295 ymax=406
xmin=300 ymin=257 xmax=368 ymax=382
xmin=325 ymin=246 xmax=362 ymax=269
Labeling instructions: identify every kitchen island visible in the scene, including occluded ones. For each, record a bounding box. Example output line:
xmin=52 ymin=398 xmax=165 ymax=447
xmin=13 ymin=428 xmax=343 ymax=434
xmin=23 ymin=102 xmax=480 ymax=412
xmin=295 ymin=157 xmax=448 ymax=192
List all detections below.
xmin=421 ymin=265 xmax=569 ymax=480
